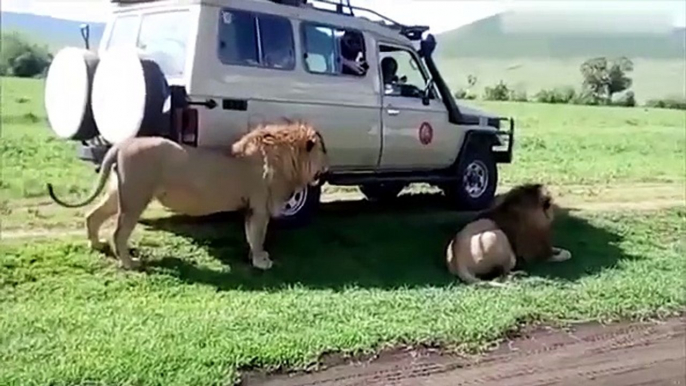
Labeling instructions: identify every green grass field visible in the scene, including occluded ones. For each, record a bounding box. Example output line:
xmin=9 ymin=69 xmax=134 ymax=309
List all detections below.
xmin=2 ymin=76 xmax=684 ymax=202
xmin=1 ymin=76 xmax=685 ymax=385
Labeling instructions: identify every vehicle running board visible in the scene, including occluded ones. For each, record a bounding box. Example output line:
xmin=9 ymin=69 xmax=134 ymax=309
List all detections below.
xmin=327 ymin=171 xmax=456 ymax=186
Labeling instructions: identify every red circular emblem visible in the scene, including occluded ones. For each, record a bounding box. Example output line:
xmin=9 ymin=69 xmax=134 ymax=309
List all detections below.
xmin=419 ymin=122 xmax=433 ymax=145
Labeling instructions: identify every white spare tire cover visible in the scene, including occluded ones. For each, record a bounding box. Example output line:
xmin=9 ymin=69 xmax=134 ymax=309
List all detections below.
xmin=44 ymin=47 xmax=99 ymax=140
xmin=91 ymin=47 xmax=171 ymax=144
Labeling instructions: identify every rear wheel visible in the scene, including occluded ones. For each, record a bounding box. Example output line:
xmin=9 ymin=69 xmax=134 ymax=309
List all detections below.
xmin=441 ymin=141 xmax=498 ymax=211
xmin=359 ymin=183 xmax=405 ymax=202
xmin=272 ymin=184 xmax=321 ymax=228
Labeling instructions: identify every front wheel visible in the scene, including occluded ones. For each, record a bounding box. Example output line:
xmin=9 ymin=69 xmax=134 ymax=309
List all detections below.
xmin=441 ymin=144 xmax=498 ymax=211
xmin=273 ymin=184 xmax=321 ymax=228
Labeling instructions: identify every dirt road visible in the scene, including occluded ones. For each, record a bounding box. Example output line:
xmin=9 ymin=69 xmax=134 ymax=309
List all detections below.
xmin=2 ymin=182 xmax=683 ymax=240
xmin=243 ymin=316 xmax=685 ymax=386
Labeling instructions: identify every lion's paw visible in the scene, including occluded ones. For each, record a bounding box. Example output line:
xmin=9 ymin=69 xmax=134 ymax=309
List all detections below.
xmin=251 ymin=252 xmax=274 ymax=270
xmin=475 ymin=280 xmax=510 ymax=288
xmin=90 ymin=240 xmax=108 ymax=252
xmin=550 ymin=248 xmax=572 ymax=262
xmin=120 ymin=258 xmax=142 ymax=270
xmin=509 ymin=270 xmax=529 ymax=278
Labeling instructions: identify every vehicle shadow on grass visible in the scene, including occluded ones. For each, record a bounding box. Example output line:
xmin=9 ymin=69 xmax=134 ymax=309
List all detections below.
xmin=139 ymin=193 xmax=636 ymax=290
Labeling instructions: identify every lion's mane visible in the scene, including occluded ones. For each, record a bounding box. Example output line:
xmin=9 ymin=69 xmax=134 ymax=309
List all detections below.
xmin=231 ymin=118 xmax=327 ymax=188
xmin=476 ymin=183 xmax=555 ymax=263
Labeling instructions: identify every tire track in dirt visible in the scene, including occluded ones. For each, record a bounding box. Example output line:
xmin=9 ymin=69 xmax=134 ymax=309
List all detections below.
xmin=241 ymin=316 xmax=685 ymax=386
xmin=2 ymin=183 xmax=683 ymax=240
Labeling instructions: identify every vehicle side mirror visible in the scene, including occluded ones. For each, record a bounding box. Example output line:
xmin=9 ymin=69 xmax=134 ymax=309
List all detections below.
xmin=422 ymin=78 xmax=435 ymax=106
xmin=80 ymin=23 xmax=91 ymax=50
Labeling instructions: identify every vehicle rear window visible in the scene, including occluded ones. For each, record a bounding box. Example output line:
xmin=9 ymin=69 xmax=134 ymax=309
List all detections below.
xmin=106 ymin=10 xmax=191 ymax=78
xmin=137 ymin=10 xmax=191 ymax=78
xmin=107 ymin=15 xmax=140 ymax=49
xmin=217 ymin=8 xmax=295 ymax=70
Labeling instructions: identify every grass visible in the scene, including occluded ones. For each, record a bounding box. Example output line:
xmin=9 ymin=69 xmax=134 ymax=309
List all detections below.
xmin=1 ymin=204 xmax=685 ymax=385
xmin=1 ymin=77 xmax=93 ymax=202
xmin=1 ymin=75 xmax=685 ymax=385
xmin=470 ymin=100 xmax=686 ymax=186
xmin=1 ymin=76 xmax=684 ymax=203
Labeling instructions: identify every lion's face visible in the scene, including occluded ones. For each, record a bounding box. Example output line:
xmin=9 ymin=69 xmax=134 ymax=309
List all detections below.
xmin=230 ymin=119 xmax=330 ymax=188
xmin=303 ymin=131 xmax=329 ymax=186
xmin=540 ymin=186 xmax=555 ymax=221
xmin=493 ymin=183 xmax=556 ymax=229
xmin=527 ymin=185 xmax=555 ymax=229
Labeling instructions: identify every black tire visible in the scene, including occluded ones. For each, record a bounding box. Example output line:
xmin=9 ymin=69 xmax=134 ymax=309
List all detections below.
xmin=272 ymin=184 xmax=321 ymax=229
xmin=442 ymin=141 xmax=498 ymax=211
xmin=359 ymin=183 xmax=405 ymax=202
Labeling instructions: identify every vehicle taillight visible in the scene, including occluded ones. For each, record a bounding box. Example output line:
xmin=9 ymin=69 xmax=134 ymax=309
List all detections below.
xmin=180 ymin=108 xmax=198 ymax=146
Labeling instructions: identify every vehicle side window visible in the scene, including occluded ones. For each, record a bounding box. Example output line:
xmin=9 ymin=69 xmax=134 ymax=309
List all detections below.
xmin=379 ymin=45 xmax=434 ymax=99
xmin=302 ymin=23 xmax=367 ymax=77
xmin=217 ymin=8 xmax=295 ymax=70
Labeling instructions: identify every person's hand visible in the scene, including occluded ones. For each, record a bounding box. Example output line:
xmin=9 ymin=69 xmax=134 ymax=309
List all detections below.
xmin=342 ymin=58 xmax=366 ymax=75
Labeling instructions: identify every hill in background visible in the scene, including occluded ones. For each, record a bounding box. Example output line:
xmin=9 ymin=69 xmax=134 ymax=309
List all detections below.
xmin=435 ymin=13 xmax=685 ymax=60
xmin=433 ymin=13 xmax=685 ymax=102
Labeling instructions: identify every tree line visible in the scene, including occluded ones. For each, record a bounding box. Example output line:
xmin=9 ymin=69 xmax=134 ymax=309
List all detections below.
xmin=454 ymin=56 xmax=686 ymax=110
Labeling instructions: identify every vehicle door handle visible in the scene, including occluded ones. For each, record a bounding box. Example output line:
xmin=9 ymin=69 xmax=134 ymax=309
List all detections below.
xmin=387 ymin=108 xmax=400 ymax=116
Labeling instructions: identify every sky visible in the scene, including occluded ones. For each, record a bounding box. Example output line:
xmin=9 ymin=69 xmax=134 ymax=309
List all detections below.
xmin=3 ymin=0 xmax=685 ymax=34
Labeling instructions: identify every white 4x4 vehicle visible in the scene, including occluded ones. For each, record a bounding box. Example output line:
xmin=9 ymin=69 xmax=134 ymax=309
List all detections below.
xmin=43 ymin=0 xmax=515 ymax=227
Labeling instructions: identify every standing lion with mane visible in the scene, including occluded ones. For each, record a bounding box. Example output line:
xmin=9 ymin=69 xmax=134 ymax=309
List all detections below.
xmin=46 ymin=119 xmax=329 ymax=271
xmin=445 ymin=183 xmax=572 ymax=287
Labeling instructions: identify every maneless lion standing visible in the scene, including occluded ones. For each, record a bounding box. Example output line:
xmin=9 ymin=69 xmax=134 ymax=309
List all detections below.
xmin=46 ymin=120 xmax=329 ymax=271
xmin=445 ymin=183 xmax=572 ymax=287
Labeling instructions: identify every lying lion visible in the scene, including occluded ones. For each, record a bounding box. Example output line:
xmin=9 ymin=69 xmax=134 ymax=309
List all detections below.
xmin=446 ymin=183 xmax=572 ymax=287
xmin=47 ymin=120 xmax=329 ymax=270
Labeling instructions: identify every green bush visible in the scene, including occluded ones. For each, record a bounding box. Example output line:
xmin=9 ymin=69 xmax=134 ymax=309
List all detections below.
xmin=0 ymin=31 xmax=52 ymax=78
xmin=534 ymin=86 xmax=577 ymax=104
xmin=483 ymin=81 xmax=511 ymax=101
xmin=611 ymin=91 xmax=636 ymax=107
xmin=645 ymin=98 xmax=686 ymax=110
xmin=571 ymin=89 xmax=601 ymax=106
xmin=509 ymin=90 xmax=528 ymax=102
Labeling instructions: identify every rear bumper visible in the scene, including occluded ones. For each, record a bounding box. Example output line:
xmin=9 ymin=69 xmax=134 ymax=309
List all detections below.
xmin=492 ymin=117 xmax=515 ymax=164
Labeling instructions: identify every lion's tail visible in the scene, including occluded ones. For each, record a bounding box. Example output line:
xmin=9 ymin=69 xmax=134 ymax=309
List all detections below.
xmin=47 ymin=144 xmax=119 ymax=208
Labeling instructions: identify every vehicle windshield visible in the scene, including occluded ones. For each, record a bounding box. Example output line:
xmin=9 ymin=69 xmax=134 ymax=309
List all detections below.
xmin=106 ymin=10 xmax=191 ymax=78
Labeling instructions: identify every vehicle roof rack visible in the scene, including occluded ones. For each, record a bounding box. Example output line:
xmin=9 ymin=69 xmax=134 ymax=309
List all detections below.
xmin=110 ymin=0 xmax=430 ymax=41
xmin=272 ymin=0 xmax=430 ymax=41
xmin=110 ymin=0 xmax=158 ymax=3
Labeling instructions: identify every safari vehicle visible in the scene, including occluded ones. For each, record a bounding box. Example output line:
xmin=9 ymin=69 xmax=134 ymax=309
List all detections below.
xmin=43 ymin=0 xmax=515 ymax=227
